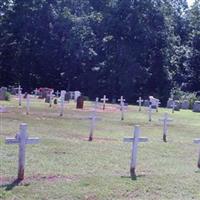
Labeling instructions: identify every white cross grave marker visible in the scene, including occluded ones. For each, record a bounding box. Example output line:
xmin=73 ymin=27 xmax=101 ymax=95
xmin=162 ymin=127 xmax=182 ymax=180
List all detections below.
xmin=124 ymin=125 xmax=148 ymax=179
xmin=159 ymin=112 xmax=173 ymax=142
xmin=56 ymin=90 xmax=60 ymax=98
xmin=101 ymin=95 xmax=108 ymax=110
xmin=18 ymin=85 xmax=22 ymax=107
xmin=147 ymin=105 xmax=155 ymax=122
xmin=193 ymin=139 xmax=200 ymax=169
xmin=118 ymin=96 xmax=126 ymax=120
xmin=5 ymin=123 xmax=40 ymax=180
xmin=88 ymin=97 xmax=99 ymax=141
xmin=26 ymin=94 xmax=30 ymax=115
xmin=60 ymin=90 xmax=66 ymax=116
xmin=137 ymin=97 xmax=143 ymax=112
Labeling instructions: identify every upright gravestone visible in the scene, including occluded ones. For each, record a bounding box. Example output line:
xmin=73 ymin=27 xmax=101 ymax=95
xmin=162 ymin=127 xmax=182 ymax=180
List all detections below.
xmin=0 ymin=87 xmax=7 ymax=100
xmin=159 ymin=113 xmax=173 ymax=142
xmin=123 ymin=125 xmax=148 ymax=179
xmin=49 ymin=90 xmax=53 ymax=107
xmin=143 ymin=100 xmax=149 ymax=107
xmin=167 ymin=98 xmax=174 ymax=108
xmin=118 ymin=96 xmax=126 ymax=120
xmin=60 ymin=90 xmax=66 ymax=116
xmin=5 ymin=123 xmax=39 ymax=180
xmin=181 ymin=100 xmax=190 ymax=110
xmin=101 ymin=95 xmax=109 ymax=110
xmin=76 ymin=96 xmax=84 ymax=109
xmin=193 ymin=101 xmax=200 ymax=112
xmin=137 ymin=97 xmax=143 ymax=112
xmin=174 ymin=100 xmax=181 ymax=111
xmin=193 ymin=139 xmax=200 ymax=168
xmin=147 ymin=105 xmax=155 ymax=122
xmin=88 ymin=98 xmax=99 ymax=141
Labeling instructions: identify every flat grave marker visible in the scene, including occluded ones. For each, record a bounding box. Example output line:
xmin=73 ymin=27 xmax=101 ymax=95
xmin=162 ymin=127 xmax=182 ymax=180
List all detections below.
xmin=5 ymin=123 xmax=40 ymax=180
xmin=124 ymin=125 xmax=148 ymax=179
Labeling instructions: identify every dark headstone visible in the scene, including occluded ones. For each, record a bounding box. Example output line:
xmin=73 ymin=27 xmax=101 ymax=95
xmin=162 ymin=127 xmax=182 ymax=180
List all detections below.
xmin=54 ymin=99 xmax=57 ymax=104
xmin=174 ymin=100 xmax=181 ymax=111
xmin=76 ymin=96 xmax=84 ymax=109
xmin=45 ymin=95 xmax=50 ymax=103
xmin=24 ymin=92 xmax=28 ymax=99
xmin=65 ymin=92 xmax=71 ymax=101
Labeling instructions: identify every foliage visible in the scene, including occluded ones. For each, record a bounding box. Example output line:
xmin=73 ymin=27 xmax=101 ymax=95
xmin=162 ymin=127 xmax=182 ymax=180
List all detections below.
xmin=0 ymin=0 xmax=199 ymax=103
xmin=4 ymin=92 xmax=11 ymax=101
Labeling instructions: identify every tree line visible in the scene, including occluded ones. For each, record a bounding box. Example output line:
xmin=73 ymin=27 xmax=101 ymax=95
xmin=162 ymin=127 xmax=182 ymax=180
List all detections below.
xmin=0 ymin=0 xmax=200 ymax=103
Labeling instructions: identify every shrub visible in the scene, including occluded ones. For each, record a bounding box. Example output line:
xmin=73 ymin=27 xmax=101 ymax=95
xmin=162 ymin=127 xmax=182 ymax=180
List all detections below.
xmin=4 ymin=92 xmax=11 ymax=101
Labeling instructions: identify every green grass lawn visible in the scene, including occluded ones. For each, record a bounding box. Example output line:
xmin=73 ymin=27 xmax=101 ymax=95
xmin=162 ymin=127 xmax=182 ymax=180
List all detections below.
xmin=0 ymin=97 xmax=200 ymax=200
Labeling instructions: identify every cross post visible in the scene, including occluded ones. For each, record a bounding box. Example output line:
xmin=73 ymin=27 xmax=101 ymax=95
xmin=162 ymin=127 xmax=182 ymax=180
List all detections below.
xmin=172 ymin=101 xmax=175 ymax=113
xmin=118 ymin=96 xmax=126 ymax=120
xmin=147 ymin=105 xmax=154 ymax=122
xmin=159 ymin=112 xmax=173 ymax=142
xmin=26 ymin=94 xmax=30 ymax=115
xmin=60 ymin=90 xmax=66 ymax=116
xmin=193 ymin=139 xmax=200 ymax=169
xmin=101 ymin=95 xmax=108 ymax=110
xmin=124 ymin=125 xmax=148 ymax=179
xmin=88 ymin=97 xmax=99 ymax=141
xmin=5 ymin=123 xmax=39 ymax=180
xmin=137 ymin=97 xmax=143 ymax=112
xmin=18 ymin=85 xmax=22 ymax=107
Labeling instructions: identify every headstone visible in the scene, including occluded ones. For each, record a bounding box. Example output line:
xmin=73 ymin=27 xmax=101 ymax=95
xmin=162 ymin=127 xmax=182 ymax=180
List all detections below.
xmin=167 ymin=98 xmax=174 ymax=108
xmin=193 ymin=101 xmax=200 ymax=112
xmin=34 ymin=88 xmax=39 ymax=98
xmin=143 ymin=100 xmax=149 ymax=107
xmin=149 ymin=96 xmax=160 ymax=112
xmin=54 ymin=98 xmax=57 ymax=104
xmin=137 ymin=97 xmax=143 ymax=112
xmin=56 ymin=90 xmax=60 ymax=98
xmin=76 ymin=96 xmax=84 ymax=109
xmin=174 ymin=100 xmax=181 ymax=111
xmin=193 ymin=139 xmax=200 ymax=168
xmin=49 ymin=90 xmax=53 ymax=107
xmin=24 ymin=92 xmax=28 ymax=99
xmin=123 ymin=125 xmax=148 ymax=179
xmin=147 ymin=105 xmax=155 ymax=122
xmin=74 ymin=91 xmax=81 ymax=101
xmin=181 ymin=100 xmax=190 ymax=109
xmin=118 ymin=96 xmax=126 ymax=120
xmin=65 ymin=92 xmax=71 ymax=101
xmin=5 ymin=123 xmax=39 ymax=180
xmin=38 ymin=88 xmax=52 ymax=99
xmin=101 ymin=95 xmax=109 ymax=110
xmin=159 ymin=113 xmax=173 ymax=142
xmin=0 ymin=87 xmax=7 ymax=100
xmin=88 ymin=98 xmax=99 ymax=141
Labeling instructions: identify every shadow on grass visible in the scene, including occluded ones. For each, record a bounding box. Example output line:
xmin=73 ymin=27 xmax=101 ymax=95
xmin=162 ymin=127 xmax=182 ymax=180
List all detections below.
xmin=0 ymin=179 xmax=23 ymax=191
xmin=121 ymin=174 xmax=146 ymax=181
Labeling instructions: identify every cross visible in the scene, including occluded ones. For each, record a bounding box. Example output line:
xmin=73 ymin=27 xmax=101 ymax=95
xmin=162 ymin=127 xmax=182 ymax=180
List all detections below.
xmin=88 ymin=97 xmax=99 ymax=141
xmin=118 ymin=96 xmax=126 ymax=120
xmin=147 ymin=105 xmax=155 ymax=122
xmin=60 ymin=90 xmax=66 ymax=116
xmin=193 ymin=139 xmax=200 ymax=169
xmin=137 ymin=97 xmax=143 ymax=112
xmin=56 ymin=90 xmax=60 ymax=98
xmin=124 ymin=125 xmax=148 ymax=179
xmin=18 ymin=85 xmax=22 ymax=107
xmin=34 ymin=88 xmax=38 ymax=98
xmin=26 ymin=94 xmax=30 ymax=115
xmin=155 ymin=99 xmax=161 ymax=112
xmin=5 ymin=123 xmax=39 ymax=180
xmin=49 ymin=90 xmax=53 ymax=107
xmin=101 ymin=95 xmax=108 ymax=110
xmin=159 ymin=112 xmax=173 ymax=142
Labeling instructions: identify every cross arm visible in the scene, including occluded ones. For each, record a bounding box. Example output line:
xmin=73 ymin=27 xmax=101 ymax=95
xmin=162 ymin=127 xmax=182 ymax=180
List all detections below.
xmin=5 ymin=137 xmax=19 ymax=144
xmin=193 ymin=138 xmax=200 ymax=144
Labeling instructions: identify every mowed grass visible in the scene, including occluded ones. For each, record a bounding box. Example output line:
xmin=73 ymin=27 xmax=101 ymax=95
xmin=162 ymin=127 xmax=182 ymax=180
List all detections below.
xmin=0 ymin=97 xmax=200 ymax=200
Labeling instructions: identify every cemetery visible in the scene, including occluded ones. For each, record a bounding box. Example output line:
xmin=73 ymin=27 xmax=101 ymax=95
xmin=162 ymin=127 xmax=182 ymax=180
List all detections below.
xmin=0 ymin=93 xmax=200 ymax=200
xmin=1 ymin=0 xmax=200 ymax=199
